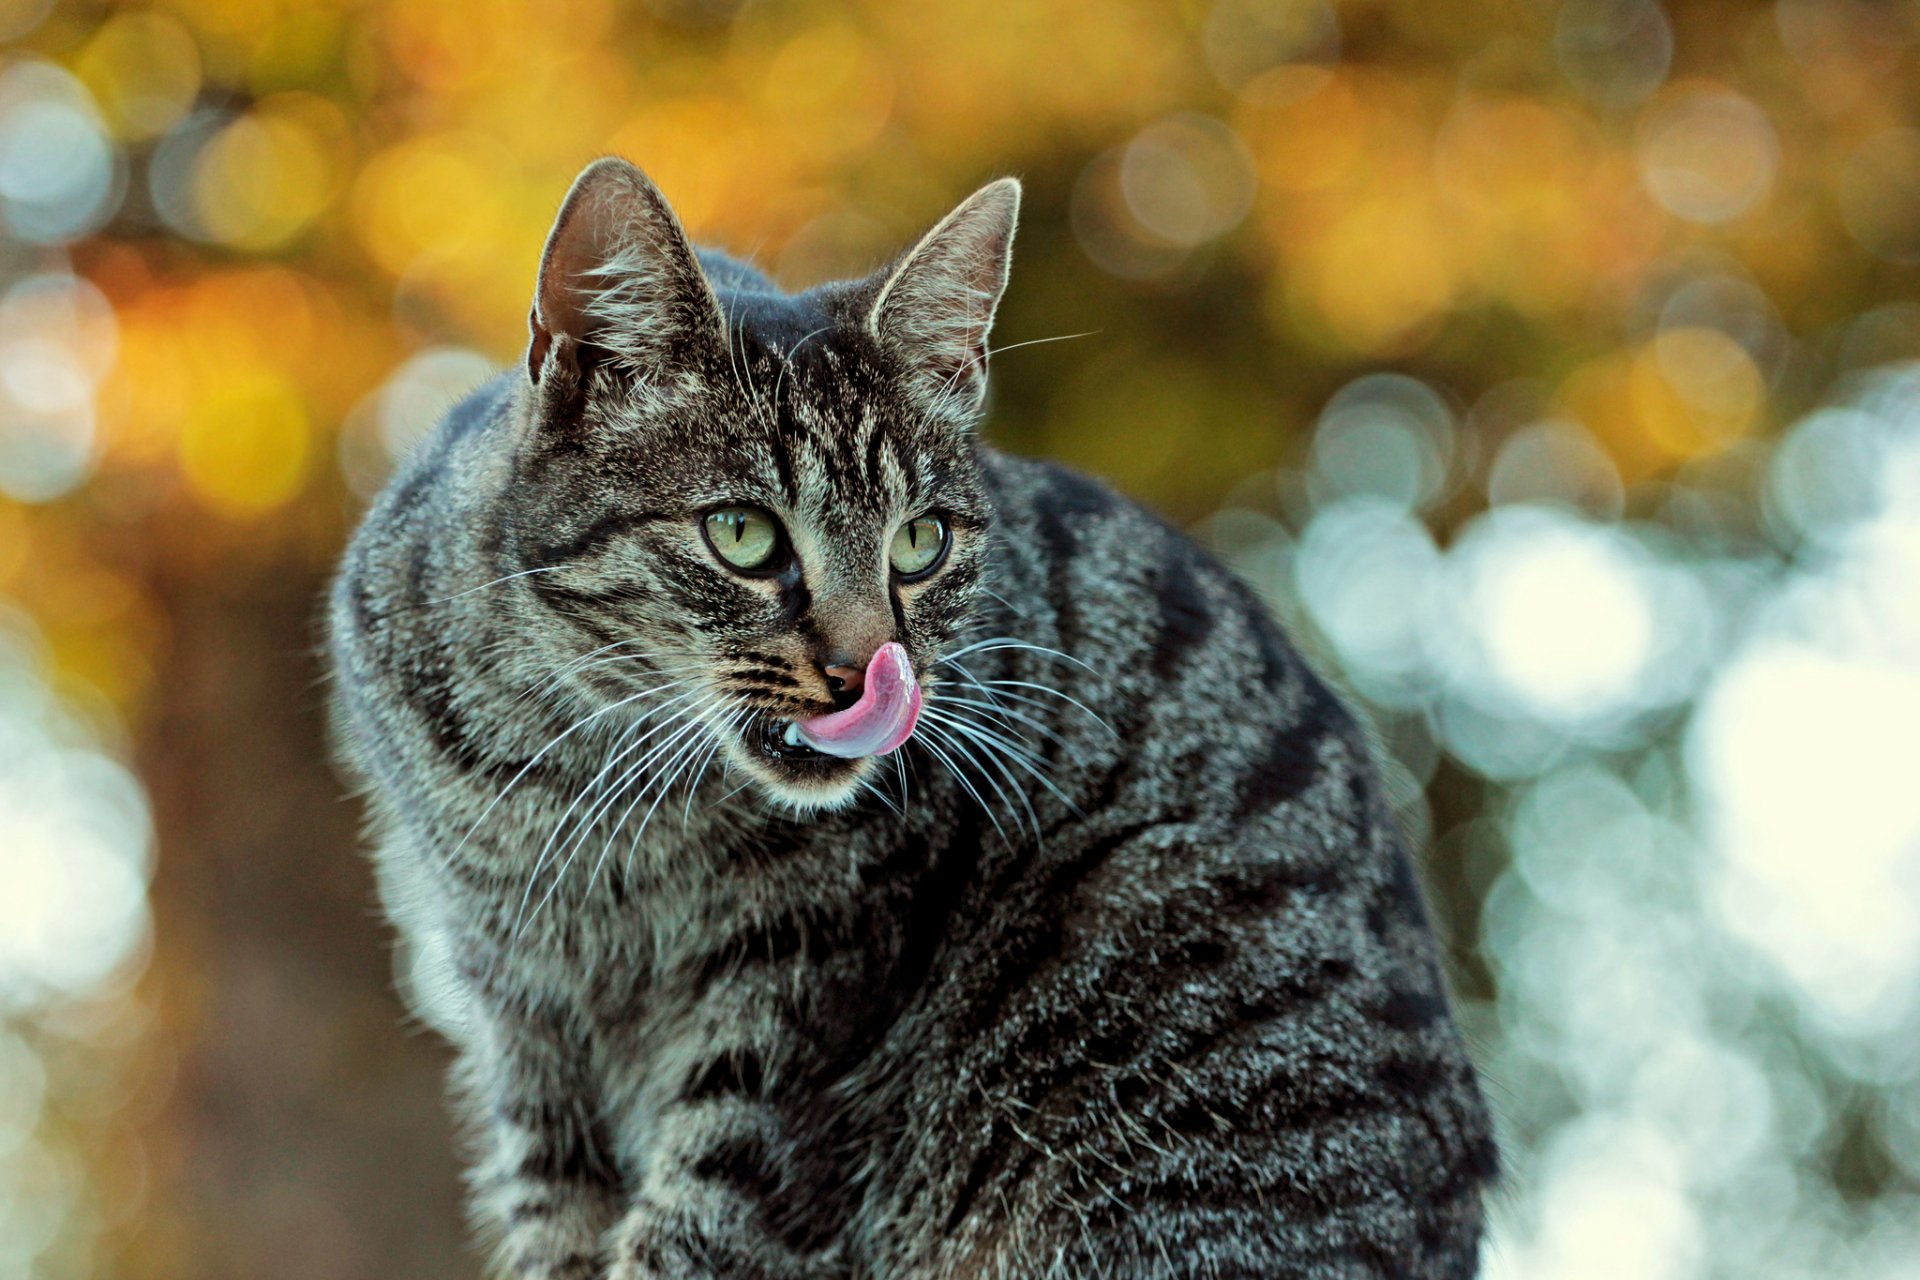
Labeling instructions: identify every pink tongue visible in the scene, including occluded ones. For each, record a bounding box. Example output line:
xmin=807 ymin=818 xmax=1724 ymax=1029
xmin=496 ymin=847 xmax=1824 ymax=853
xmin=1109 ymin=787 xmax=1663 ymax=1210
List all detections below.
xmin=795 ymin=642 xmax=923 ymax=759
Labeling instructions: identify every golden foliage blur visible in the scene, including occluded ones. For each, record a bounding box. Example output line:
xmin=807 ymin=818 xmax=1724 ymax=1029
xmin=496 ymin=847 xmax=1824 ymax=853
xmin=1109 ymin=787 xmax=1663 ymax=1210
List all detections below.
xmin=3 ymin=1 xmax=1920 ymax=1269
xmin=0 ymin=0 xmax=1910 ymax=707
xmin=0 ymin=0 xmax=1904 ymax=721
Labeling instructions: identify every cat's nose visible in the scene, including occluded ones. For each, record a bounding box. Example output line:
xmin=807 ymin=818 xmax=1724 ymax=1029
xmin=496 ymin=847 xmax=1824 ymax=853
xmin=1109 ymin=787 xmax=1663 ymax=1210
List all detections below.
xmin=822 ymin=661 xmax=864 ymax=711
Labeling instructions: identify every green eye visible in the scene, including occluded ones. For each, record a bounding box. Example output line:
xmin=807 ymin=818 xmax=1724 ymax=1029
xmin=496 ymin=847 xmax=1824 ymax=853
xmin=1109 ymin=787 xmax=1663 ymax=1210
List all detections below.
xmin=703 ymin=506 xmax=781 ymax=572
xmin=889 ymin=514 xmax=949 ymax=579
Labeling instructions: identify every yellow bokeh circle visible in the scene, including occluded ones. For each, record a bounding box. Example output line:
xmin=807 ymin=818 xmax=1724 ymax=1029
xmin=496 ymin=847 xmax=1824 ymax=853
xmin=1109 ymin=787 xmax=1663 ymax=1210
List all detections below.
xmin=74 ymin=10 xmax=204 ymax=141
xmin=191 ymin=96 xmax=346 ymax=252
xmin=177 ymin=371 xmax=312 ymax=519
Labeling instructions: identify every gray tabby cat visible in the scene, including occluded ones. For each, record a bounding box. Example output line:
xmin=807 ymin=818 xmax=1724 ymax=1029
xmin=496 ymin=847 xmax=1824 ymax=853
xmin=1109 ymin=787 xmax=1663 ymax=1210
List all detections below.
xmin=327 ymin=157 xmax=1495 ymax=1279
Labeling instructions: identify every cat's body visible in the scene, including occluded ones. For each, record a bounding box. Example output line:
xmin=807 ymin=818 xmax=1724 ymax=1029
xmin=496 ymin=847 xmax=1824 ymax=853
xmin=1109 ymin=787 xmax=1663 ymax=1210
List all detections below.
xmin=328 ymin=161 xmax=1494 ymax=1279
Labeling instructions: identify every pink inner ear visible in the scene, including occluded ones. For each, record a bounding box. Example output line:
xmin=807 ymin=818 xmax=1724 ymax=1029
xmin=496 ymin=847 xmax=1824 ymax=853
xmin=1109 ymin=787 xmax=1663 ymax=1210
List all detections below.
xmin=794 ymin=643 xmax=923 ymax=759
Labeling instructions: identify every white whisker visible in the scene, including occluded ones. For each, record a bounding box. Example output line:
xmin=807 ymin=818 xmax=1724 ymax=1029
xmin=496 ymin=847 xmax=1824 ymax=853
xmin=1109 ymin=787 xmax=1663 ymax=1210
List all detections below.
xmin=922 ymin=712 xmax=1046 ymax=832
xmin=924 ymin=329 xmax=1098 ymax=418
xmin=620 ymin=708 xmax=730 ymax=875
xmin=938 ymin=636 xmax=1097 ymax=673
xmin=926 ymin=704 xmax=1080 ymax=818
xmin=918 ymin=717 xmax=1034 ymax=839
xmin=935 ymin=692 xmax=1071 ymax=749
xmin=513 ymin=689 xmax=709 ymax=934
xmin=448 ymin=677 xmax=691 ymax=867
xmin=969 ymin=678 xmax=1116 ymax=738
xmin=415 ymin=564 xmax=564 ymax=608
xmin=770 ymin=323 xmax=835 ymax=411
xmin=980 ymin=586 xmax=1026 ymax=619
xmin=682 ymin=704 xmax=749 ymax=829
xmin=912 ymin=727 xmax=1009 ymax=843
xmin=517 ymin=649 xmax=702 ymax=707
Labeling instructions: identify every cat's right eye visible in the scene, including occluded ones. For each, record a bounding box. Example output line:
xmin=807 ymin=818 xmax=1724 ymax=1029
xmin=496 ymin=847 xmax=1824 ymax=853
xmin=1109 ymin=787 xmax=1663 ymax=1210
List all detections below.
xmin=703 ymin=506 xmax=782 ymax=572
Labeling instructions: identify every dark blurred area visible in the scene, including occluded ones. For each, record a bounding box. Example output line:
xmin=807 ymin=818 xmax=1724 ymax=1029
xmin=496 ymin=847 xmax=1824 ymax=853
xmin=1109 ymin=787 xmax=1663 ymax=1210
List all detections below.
xmin=2 ymin=1 xmax=1918 ymax=1277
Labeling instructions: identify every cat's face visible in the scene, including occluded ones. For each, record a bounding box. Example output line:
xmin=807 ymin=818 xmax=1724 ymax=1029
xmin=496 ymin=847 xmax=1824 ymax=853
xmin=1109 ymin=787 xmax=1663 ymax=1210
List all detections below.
xmin=503 ymin=160 xmax=1018 ymax=809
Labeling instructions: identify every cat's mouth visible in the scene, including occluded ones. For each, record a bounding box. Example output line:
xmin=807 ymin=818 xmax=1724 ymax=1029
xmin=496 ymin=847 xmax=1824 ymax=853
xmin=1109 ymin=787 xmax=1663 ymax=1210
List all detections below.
xmin=748 ymin=717 xmax=850 ymax=773
xmin=789 ymin=643 xmax=922 ymax=758
xmin=742 ymin=644 xmax=924 ymax=793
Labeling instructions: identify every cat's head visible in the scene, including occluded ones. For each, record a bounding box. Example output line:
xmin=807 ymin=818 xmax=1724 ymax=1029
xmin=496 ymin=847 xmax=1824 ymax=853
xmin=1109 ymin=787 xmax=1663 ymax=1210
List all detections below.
xmin=504 ymin=157 xmax=1018 ymax=810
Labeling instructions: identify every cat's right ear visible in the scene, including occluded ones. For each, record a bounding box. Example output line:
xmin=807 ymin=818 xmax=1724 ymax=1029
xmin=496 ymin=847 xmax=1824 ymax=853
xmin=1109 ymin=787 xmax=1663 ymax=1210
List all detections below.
xmin=527 ymin=157 xmax=724 ymax=386
xmin=865 ymin=177 xmax=1020 ymax=424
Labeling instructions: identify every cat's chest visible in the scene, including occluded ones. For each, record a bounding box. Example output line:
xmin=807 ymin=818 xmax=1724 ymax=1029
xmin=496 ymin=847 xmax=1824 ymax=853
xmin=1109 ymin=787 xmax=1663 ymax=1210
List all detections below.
xmin=457 ymin=815 xmax=810 ymax=1008
xmin=448 ymin=782 xmax=934 ymax=1026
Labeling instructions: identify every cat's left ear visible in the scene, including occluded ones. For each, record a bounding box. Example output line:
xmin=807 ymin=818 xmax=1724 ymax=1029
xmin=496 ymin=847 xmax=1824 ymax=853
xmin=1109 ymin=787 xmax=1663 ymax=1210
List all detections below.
xmin=528 ymin=157 xmax=724 ymax=386
xmin=866 ymin=177 xmax=1020 ymax=423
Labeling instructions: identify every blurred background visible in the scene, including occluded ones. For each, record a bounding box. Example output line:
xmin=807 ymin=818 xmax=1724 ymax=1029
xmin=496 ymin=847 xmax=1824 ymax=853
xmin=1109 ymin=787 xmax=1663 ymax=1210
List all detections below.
xmin=2 ymin=0 xmax=1918 ymax=1275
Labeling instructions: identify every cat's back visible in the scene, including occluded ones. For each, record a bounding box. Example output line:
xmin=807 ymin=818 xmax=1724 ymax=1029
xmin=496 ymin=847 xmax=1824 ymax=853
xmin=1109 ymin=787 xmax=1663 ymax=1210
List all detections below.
xmin=859 ymin=448 xmax=1495 ymax=1276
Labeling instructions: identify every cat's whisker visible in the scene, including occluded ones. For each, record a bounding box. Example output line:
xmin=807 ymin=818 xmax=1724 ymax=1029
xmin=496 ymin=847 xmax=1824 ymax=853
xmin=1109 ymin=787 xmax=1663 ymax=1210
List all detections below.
xmin=449 ymin=677 xmax=693 ymax=867
xmin=514 ymin=638 xmax=639 ymax=702
xmin=979 ymin=586 xmax=1026 ymax=619
xmin=917 ymin=717 xmax=1036 ymax=840
xmin=932 ymin=720 xmax=1041 ymax=841
xmin=935 ymin=692 xmax=1071 ymax=749
xmin=854 ymin=765 xmax=904 ymax=818
xmin=937 ymin=636 xmax=1097 ymax=673
xmin=556 ymin=689 xmax=719 ymax=859
xmin=921 ymin=706 xmax=1063 ymax=827
xmin=716 ymin=774 xmax=758 ymax=806
xmin=923 ymin=328 xmax=1099 ymax=420
xmin=967 ymin=677 xmax=1117 ymax=739
xmin=520 ymin=695 xmax=721 ymax=936
xmin=911 ymin=726 xmax=1010 ymax=843
xmin=411 ymin=564 xmax=565 ymax=609
xmin=681 ymin=704 xmax=750 ymax=829
xmin=619 ymin=705 xmax=734 ymax=876
xmin=939 ymin=662 xmax=1066 ymax=729
xmin=930 ymin=706 xmax=1056 ymax=780
xmin=770 ymin=323 xmax=834 ymax=413
xmin=983 ymin=330 xmax=1100 ymax=359
xmin=724 ymin=311 xmax=766 ymax=427
xmin=556 ymin=702 xmax=709 ymax=868
xmin=937 ymin=647 xmax=1116 ymax=739
xmin=516 ymin=648 xmax=702 ymax=708
xmin=578 ymin=700 xmax=740 ymax=905
xmin=925 ymin=704 xmax=1080 ymax=817
xmin=530 ymin=656 xmax=704 ymax=705
xmin=512 ymin=689 xmax=711 ymax=935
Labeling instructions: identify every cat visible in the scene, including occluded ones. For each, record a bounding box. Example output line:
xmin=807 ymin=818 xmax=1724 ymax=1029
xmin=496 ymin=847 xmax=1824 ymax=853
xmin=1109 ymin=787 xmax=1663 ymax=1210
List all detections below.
xmin=326 ymin=157 xmax=1496 ymax=1279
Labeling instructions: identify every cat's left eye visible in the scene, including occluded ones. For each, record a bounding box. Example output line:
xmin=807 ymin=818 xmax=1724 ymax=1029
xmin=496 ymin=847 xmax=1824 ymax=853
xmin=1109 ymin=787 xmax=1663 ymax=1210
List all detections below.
xmin=703 ymin=506 xmax=782 ymax=572
xmin=889 ymin=514 xmax=949 ymax=579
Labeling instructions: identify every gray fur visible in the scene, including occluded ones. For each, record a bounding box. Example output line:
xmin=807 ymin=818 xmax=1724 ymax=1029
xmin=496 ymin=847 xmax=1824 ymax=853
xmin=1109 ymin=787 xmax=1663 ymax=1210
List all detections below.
xmin=327 ymin=158 xmax=1494 ymax=1279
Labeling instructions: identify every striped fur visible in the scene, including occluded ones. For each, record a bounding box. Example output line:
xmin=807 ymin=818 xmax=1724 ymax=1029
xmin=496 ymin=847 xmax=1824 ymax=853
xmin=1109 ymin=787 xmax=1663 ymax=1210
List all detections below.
xmin=326 ymin=160 xmax=1494 ymax=1280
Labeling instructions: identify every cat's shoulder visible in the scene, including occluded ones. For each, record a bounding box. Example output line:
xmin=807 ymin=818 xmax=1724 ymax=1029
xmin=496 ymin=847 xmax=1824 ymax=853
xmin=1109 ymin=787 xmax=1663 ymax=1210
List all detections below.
xmin=979 ymin=449 xmax=1215 ymax=572
xmin=980 ymin=449 xmax=1114 ymax=517
xmin=978 ymin=447 xmax=1288 ymax=634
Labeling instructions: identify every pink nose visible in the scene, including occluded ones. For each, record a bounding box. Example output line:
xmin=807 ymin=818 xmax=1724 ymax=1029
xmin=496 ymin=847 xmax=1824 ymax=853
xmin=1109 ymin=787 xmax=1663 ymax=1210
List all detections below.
xmin=823 ymin=663 xmax=864 ymax=697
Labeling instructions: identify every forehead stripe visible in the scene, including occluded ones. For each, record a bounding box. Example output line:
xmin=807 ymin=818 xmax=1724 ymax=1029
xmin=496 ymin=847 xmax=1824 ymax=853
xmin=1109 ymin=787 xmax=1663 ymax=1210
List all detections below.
xmin=770 ymin=403 xmax=801 ymax=504
xmin=863 ymin=417 xmax=889 ymax=495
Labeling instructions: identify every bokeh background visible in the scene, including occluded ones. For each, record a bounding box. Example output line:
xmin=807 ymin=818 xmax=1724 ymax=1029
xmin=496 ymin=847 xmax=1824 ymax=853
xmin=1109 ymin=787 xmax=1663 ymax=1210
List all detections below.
xmin=2 ymin=0 xmax=1919 ymax=1275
